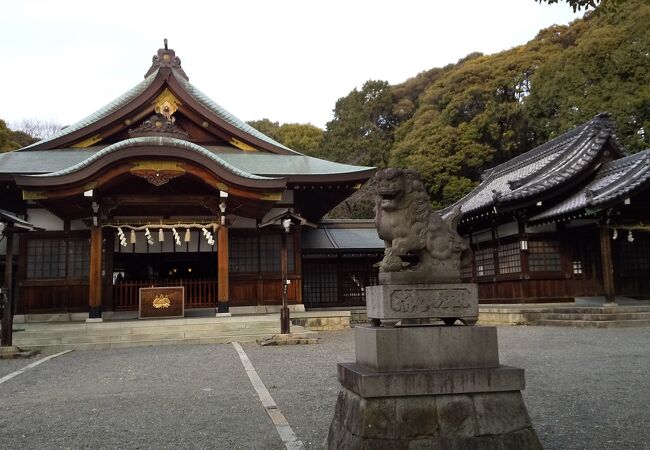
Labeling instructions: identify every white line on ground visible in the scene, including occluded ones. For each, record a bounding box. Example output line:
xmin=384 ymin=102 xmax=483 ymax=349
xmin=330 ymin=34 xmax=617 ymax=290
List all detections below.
xmin=232 ymin=342 xmax=304 ymax=450
xmin=0 ymin=350 xmax=74 ymax=386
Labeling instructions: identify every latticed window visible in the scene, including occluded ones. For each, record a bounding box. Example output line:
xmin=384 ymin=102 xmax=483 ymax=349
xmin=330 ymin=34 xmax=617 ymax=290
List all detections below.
xmin=229 ymin=235 xmax=258 ymax=273
xmin=230 ymin=233 xmax=295 ymax=274
xmin=529 ymin=241 xmax=562 ymax=272
xmin=67 ymin=239 xmax=90 ymax=277
xmin=26 ymin=238 xmax=87 ymax=279
xmin=460 ymin=260 xmax=473 ymax=280
xmin=475 ymin=247 xmax=495 ymax=277
xmin=498 ymin=242 xmax=521 ymax=274
xmin=572 ymin=260 xmax=583 ymax=275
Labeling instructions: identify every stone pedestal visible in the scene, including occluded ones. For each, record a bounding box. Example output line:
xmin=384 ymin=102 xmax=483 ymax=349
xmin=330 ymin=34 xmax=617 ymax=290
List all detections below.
xmin=326 ymin=326 xmax=542 ymax=449
xmin=366 ymin=283 xmax=478 ymax=326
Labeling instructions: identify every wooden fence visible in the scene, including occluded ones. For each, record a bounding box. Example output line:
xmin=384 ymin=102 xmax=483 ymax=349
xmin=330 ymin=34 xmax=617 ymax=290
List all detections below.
xmin=113 ymin=278 xmax=218 ymax=310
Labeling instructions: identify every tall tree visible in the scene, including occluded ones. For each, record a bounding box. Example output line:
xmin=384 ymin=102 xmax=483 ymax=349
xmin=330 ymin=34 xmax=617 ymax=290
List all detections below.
xmin=524 ymin=0 xmax=650 ymax=153
xmin=320 ymin=80 xmax=397 ymax=168
xmin=0 ymin=119 xmax=37 ymax=152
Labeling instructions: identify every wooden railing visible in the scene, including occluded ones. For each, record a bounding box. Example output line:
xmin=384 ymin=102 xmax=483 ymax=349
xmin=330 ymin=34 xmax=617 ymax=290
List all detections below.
xmin=113 ymin=278 xmax=218 ymax=311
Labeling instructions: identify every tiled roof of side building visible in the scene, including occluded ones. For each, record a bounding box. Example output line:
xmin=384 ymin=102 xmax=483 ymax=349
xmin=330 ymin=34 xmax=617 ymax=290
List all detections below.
xmin=530 ymin=149 xmax=650 ymax=223
xmin=443 ymin=113 xmax=624 ymax=219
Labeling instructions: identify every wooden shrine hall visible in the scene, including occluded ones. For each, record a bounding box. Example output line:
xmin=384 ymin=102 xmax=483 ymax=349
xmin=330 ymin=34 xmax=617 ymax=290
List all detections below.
xmin=0 ymin=43 xmax=374 ymax=320
xmin=446 ymin=113 xmax=650 ymax=304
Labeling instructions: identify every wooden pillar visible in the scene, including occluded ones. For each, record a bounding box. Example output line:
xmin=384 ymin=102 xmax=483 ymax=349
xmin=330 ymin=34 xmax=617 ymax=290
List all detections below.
xmin=1 ymin=230 xmax=14 ymax=347
xmin=599 ymin=227 xmax=616 ymax=305
xmin=280 ymin=230 xmax=290 ymax=334
xmin=217 ymin=225 xmax=229 ymax=314
xmin=88 ymin=225 xmax=103 ymax=320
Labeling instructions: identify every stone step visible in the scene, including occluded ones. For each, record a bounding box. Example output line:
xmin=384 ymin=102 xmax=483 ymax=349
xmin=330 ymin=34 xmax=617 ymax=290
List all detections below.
xmin=14 ymin=333 xmax=284 ymax=352
xmin=14 ymin=325 xmax=312 ymax=351
xmin=15 ymin=321 xmax=281 ymax=338
xmin=19 ymin=316 xmax=281 ymax=332
xmin=534 ymin=312 xmax=650 ymax=321
xmin=534 ymin=319 xmax=650 ymax=328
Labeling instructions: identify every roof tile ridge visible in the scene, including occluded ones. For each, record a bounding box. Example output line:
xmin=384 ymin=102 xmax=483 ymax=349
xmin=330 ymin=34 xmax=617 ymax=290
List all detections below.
xmin=590 ymin=151 xmax=650 ymax=205
xmin=501 ymin=119 xmax=611 ymax=202
xmin=487 ymin=122 xmax=588 ymax=178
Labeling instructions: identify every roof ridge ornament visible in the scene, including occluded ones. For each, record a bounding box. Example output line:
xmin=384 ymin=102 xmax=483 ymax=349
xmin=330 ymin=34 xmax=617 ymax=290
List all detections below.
xmin=128 ymin=113 xmax=189 ymax=140
xmin=144 ymin=39 xmax=189 ymax=81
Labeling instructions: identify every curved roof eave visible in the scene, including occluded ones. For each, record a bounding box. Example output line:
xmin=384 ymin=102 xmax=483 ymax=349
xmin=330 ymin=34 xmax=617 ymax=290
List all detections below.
xmin=15 ymin=137 xmax=287 ymax=191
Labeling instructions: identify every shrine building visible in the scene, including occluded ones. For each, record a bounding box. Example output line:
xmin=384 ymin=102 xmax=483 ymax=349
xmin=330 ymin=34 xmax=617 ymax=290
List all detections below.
xmin=0 ymin=44 xmax=376 ymax=320
xmin=448 ymin=113 xmax=650 ymax=304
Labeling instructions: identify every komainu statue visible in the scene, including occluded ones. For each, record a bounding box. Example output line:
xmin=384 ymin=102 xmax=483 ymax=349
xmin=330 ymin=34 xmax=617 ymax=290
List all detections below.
xmin=375 ymin=168 xmax=470 ymax=283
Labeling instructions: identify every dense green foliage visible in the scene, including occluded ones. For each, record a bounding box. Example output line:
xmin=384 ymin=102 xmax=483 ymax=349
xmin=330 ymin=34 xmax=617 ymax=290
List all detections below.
xmin=0 ymin=119 xmax=36 ymax=152
xmin=321 ymin=0 xmax=647 ymax=214
xmin=250 ymin=0 xmax=648 ymax=217
xmin=247 ymin=119 xmax=323 ymax=156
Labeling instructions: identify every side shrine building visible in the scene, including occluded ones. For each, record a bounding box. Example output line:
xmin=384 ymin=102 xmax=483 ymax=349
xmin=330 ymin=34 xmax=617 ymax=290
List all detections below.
xmin=448 ymin=113 xmax=650 ymax=304
xmin=0 ymin=45 xmax=375 ymax=319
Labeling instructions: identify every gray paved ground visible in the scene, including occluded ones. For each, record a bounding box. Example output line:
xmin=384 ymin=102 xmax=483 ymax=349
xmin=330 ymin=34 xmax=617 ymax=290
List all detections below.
xmin=0 ymin=326 xmax=648 ymax=449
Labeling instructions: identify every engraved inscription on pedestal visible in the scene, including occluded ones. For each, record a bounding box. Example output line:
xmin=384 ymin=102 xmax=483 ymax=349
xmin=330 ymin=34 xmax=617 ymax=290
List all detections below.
xmin=390 ymin=288 xmax=470 ymax=313
xmin=366 ymin=283 xmax=478 ymax=326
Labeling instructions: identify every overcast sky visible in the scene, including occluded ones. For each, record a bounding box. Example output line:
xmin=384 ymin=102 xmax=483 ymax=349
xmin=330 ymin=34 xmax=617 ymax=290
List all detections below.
xmin=0 ymin=0 xmax=581 ymax=129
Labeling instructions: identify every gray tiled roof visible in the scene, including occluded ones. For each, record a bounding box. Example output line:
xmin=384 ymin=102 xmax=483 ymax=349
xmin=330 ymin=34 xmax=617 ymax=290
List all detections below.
xmin=301 ymin=227 xmax=383 ymax=250
xmin=530 ymin=149 xmax=650 ymax=223
xmin=20 ymin=71 xmax=159 ymax=150
xmin=446 ymin=113 xmax=622 ymax=218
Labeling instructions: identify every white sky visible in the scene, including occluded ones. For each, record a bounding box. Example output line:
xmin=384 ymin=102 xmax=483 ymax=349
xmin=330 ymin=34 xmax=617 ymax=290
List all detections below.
xmin=0 ymin=0 xmax=581 ymax=129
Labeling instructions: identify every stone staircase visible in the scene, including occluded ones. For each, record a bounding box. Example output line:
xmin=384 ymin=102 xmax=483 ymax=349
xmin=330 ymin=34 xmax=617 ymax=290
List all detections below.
xmin=10 ymin=315 xmax=317 ymax=352
xmin=479 ymin=305 xmax=650 ymax=328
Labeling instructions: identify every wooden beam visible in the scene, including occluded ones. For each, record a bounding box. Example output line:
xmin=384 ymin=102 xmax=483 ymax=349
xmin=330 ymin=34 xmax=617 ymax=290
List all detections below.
xmin=599 ymin=226 xmax=616 ymax=304
xmin=1 ymin=231 xmax=14 ymax=347
xmin=88 ymin=225 xmax=103 ymax=320
xmin=217 ymin=226 xmax=229 ymax=313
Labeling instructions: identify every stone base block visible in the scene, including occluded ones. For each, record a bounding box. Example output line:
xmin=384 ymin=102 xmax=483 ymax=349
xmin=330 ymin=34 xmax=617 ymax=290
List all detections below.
xmin=355 ymin=325 xmax=499 ymax=371
xmin=366 ymin=283 xmax=478 ymax=325
xmin=338 ymin=362 xmax=524 ymax=398
xmin=326 ymin=385 xmax=541 ymax=449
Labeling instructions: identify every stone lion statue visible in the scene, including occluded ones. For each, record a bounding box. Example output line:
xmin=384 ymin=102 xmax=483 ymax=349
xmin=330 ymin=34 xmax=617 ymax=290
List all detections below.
xmin=375 ymin=168 xmax=471 ymax=283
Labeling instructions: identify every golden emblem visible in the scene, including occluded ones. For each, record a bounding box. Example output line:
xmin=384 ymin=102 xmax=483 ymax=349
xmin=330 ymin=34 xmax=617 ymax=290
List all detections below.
xmin=152 ymin=295 xmax=171 ymax=309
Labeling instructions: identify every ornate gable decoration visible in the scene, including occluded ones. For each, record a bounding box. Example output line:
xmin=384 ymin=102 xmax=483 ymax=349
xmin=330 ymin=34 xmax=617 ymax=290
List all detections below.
xmin=144 ymin=39 xmax=189 ymax=80
xmin=128 ymin=113 xmax=189 ymax=140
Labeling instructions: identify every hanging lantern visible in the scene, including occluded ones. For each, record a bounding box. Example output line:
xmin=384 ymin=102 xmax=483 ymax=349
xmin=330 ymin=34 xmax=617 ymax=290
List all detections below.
xmin=184 ymin=228 xmax=191 ymax=242
xmin=612 ymin=229 xmax=618 ymax=240
xmin=628 ymin=230 xmax=634 ymax=243
xmin=159 ymin=228 xmax=165 ymax=242
xmin=130 ymin=229 xmax=137 ymax=244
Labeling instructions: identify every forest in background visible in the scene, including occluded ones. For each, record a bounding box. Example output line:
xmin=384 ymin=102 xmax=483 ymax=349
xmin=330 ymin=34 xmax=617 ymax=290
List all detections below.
xmin=2 ymin=0 xmax=648 ymax=218
xmin=255 ymin=0 xmax=649 ymax=217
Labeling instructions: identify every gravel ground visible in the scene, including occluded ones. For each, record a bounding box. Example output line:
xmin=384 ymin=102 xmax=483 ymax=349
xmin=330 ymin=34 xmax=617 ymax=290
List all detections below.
xmin=0 ymin=326 xmax=648 ymax=450
xmin=0 ymin=345 xmax=281 ymax=449
xmin=0 ymin=356 xmax=44 ymax=379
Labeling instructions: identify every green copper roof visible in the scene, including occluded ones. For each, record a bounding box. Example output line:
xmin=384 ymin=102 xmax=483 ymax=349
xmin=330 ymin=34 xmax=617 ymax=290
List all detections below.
xmin=20 ymin=70 xmax=160 ymax=150
xmin=0 ymin=145 xmax=373 ymax=178
xmin=35 ymin=137 xmax=277 ymax=180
